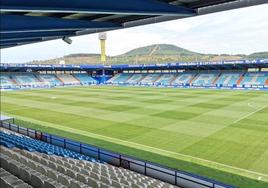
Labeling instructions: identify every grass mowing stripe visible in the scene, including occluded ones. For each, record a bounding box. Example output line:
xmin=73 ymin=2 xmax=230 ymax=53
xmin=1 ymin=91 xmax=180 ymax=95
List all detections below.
xmin=1 ymin=86 xmax=268 ymax=187
xmin=2 ymin=112 xmax=268 ymax=182
xmin=233 ymin=105 xmax=268 ymax=123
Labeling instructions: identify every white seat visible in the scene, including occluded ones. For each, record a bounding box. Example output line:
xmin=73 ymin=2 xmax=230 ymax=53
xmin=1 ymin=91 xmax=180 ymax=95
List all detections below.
xmin=72 ymin=166 xmax=81 ymax=173
xmin=57 ymin=165 xmax=67 ymax=174
xmin=80 ymin=168 xmax=89 ymax=176
xmin=40 ymin=158 xmax=48 ymax=166
xmin=44 ymin=180 xmax=66 ymax=188
xmin=89 ymin=172 xmax=100 ymax=180
xmin=48 ymin=162 xmax=57 ymax=171
xmin=70 ymin=180 xmax=87 ymax=188
xmin=36 ymin=164 xmax=46 ymax=174
xmin=46 ymin=169 xmax=58 ymax=181
xmin=77 ymin=173 xmax=88 ymax=184
xmin=13 ymin=183 xmax=33 ymax=188
xmin=49 ymin=156 xmax=57 ymax=163
xmin=66 ymin=168 xmax=77 ymax=179
xmin=28 ymin=161 xmax=37 ymax=170
xmin=100 ymin=176 xmax=111 ymax=185
xmin=32 ymin=155 xmax=40 ymax=163
xmin=30 ymin=173 xmax=44 ymax=188
xmin=1 ymin=146 xmax=176 ymax=188
xmin=58 ymin=174 xmax=70 ymax=187
xmin=87 ymin=177 xmax=99 ymax=187
xmin=1 ymin=175 xmax=26 ymax=188
xmin=12 ymin=153 xmax=20 ymax=161
xmin=19 ymin=157 xmax=28 ymax=166
xmin=19 ymin=168 xmax=31 ymax=183
xmin=9 ymin=161 xmax=21 ymax=177
xmin=63 ymin=162 xmax=72 ymax=169
xmin=0 ymin=156 xmax=9 ymax=170
xmin=26 ymin=152 xmax=33 ymax=160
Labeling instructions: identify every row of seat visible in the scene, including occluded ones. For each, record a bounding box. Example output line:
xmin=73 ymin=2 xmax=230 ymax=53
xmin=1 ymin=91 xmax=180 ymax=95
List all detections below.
xmin=0 ymin=73 xmax=98 ymax=89
xmin=0 ymin=131 xmax=99 ymax=163
xmin=1 ymin=147 xmax=71 ymax=188
xmin=1 ymin=72 xmax=267 ymax=90
xmin=0 ymin=145 xmax=175 ymax=188
xmin=107 ymin=72 xmax=268 ymax=87
xmin=0 ymin=167 xmax=32 ymax=188
xmin=0 ymin=130 xmax=176 ymax=188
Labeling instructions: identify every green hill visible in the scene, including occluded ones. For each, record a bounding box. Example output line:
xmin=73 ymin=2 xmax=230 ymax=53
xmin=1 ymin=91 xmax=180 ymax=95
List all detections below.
xmin=247 ymin=52 xmax=268 ymax=59
xmin=122 ymin=44 xmax=201 ymax=56
xmin=28 ymin=44 xmax=268 ymax=65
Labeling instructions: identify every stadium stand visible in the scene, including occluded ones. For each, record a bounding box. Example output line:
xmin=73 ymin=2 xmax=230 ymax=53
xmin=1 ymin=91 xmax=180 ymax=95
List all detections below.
xmin=1 ymin=71 xmax=268 ymax=90
xmin=140 ymin=74 xmax=161 ymax=85
xmin=10 ymin=73 xmax=40 ymax=85
xmin=4 ymin=73 xmax=52 ymax=89
xmin=240 ymin=73 xmax=268 ymax=87
xmin=155 ymin=74 xmax=176 ymax=85
xmin=191 ymin=73 xmax=219 ymax=86
xmin=56 ymin=74 xmax=81 ymax=85
xmin=0 ymin=129 xmax=176 ymax=188
xmin=171 ymin=73 xmax=196 ymax=85
xmin=126 ymin=74 xmax=145 ymax=84
xmin=0 ymin=75 xmax=15 ymax=89
xmin=38 ymin=74 xmax=62 ymax=86
xmin=73 ymin=74 xmax=98 ymax=85
xmin=0 ymin=131 xmax=100 ymax=162
xmin=215 ymin=73 xmax=242 ymax=86
xmin=106 ymin=72 xmax=268 ymax=88
xmin=107 ymin=73 xmax=132 ymax=84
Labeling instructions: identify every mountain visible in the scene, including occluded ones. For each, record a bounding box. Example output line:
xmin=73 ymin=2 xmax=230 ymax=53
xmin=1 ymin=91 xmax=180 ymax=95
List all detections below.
xmin=28 ymin=44 xmax=268 ymax=65
xmin=247 ymin=52 xmax=268 ymax=59
xmin=122 ymin=44 xmax=201 ymax=56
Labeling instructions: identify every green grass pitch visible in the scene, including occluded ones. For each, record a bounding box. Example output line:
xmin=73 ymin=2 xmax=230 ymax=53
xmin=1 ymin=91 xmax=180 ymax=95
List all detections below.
xmin=1 ymin=86 xmax=268 ymax=187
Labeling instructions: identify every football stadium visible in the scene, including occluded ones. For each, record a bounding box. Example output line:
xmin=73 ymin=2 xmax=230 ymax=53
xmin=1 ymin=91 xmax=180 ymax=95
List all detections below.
xmin=1 ymin=1 xmax=268 ymax=188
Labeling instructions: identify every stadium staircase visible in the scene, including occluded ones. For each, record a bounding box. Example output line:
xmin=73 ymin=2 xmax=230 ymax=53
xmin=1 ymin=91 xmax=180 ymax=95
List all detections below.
xmin=55 ymin=75 xmax=66 ymax=85
xmin=0 ymin=130 xmax=177 ymax=188
xmin=33 ymin=74 xmax=43 ymax=82
xmin=10 ymin=76 xmax=19 ymax=86
xmin=152 ymin=74 xmax=162 ymax=84
xmin=38 ymin=74 xmax=63 ymax=86
xmin=188 ymin=73 xmax=198 ymax=84
xmin=169 ymin=75 xmax=178 ymax=85
xmin=236 ymin=73 xmax=245 ymax=85
xmin=71 ymin=74 xmax=83 ymax=84
xmin=212 ymin=73 xmax=221 ymax=85
xmin=126 ymin=74 xmax=146 ymax=84
xmin=124 ymin=74 xmax=134 ymax=83
xmin=137 ymin=75 xmax=147 ymax=83
xmin=152 ymin=75 xmax=161 ymax=84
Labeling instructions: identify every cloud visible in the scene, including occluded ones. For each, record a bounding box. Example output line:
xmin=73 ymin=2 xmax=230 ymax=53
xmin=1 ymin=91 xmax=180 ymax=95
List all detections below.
xmin=107 ymin=28 xmax=168 ymax=55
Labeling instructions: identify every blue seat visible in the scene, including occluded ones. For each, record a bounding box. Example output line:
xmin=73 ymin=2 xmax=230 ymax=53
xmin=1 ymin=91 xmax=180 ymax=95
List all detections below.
xmin=0 ymin=131 xmax=103 ymax=164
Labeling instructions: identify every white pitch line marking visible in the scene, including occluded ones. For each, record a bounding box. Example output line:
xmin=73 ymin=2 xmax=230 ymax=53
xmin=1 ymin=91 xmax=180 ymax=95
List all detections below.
xmin=4 ymin=112 xmax=268 ymax=180
xmin=233 ymin=104 xmax=267 ymax=124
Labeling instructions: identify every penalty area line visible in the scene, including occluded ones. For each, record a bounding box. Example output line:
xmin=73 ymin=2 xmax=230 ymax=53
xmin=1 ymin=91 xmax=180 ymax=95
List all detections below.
xmin=233 ymin=104 xmax=267 ymax=124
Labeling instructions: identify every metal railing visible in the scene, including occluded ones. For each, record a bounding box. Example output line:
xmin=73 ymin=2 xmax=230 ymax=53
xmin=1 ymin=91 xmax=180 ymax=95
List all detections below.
xmin=0 ymin=121 xmax=234 ymax=188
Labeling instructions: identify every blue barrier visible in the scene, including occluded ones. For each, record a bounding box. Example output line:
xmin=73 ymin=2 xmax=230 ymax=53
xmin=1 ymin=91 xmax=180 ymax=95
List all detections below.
xmin=106 ymin=83 xmax=268 ymax=91
xmin=0 ymin=121 xmax=235 ymax=188
xmin=1 ymin=59 xmax=268 ymax=71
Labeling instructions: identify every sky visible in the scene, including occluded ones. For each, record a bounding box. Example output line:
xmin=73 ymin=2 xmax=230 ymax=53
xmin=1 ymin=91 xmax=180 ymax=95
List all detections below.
xmin=1 ymin=4 xmax=268 ymax=63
